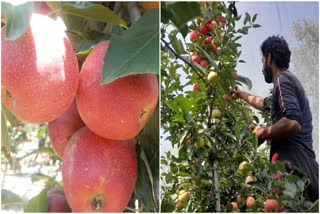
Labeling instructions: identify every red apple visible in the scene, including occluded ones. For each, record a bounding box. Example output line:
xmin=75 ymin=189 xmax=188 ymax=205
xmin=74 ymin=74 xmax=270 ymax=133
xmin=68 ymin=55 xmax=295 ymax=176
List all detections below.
xmin=212 ymin=44 xmax=218 ymax=54
xmin=231 ymin=93 xmax=238 ymax=100
xmin=189 ymin=30 xmax=200 ymax=42
xmin=231 ymin=202 xmax=238 ymax=211
xmin=231 ymin=71 xmax=238 ymax=77
xmin=277 ymin=205 xmax=285 ymax=212
xmin=1 ymin=13 xmax=79 ymax=123
xmin=202 ymin=36 xmax=213 ymax=47
xmin=200 ymin=60 xmax=208 ymax=68
xmin=271 ymin=153 xmax=278 ymax=163
xmin=264 ymin=199 xmax=279 ymax=212
xmin=190 ymin=54 xmax=201 ymax=64
xmin=223 ymin=94 xmax=229 ymax=100
xmin=204 ymin=37 xmax=213 ymax=44
xmin=274 ymin=172 xmax=280 ymax=179
xmin=62 ymin=127 xmax=137 ymax=212
xmin=47 ymin=188 xmax=72 ymax=212
xmin=218 ymin=16 xmax=227 ymax=24
xmin=193 ymin=84 xmax=200 ymax=91
xmin=48 ymin=101 xmax=85 ymax=158
xmin=246 ymin=196 xmax=255 ymax=208
xmin=77 ymin=41 xmax=159 ymax=140
xmin=210 ymin=20 xmax=218 ymax=28
xmin=200 ymin=25 xmax=209 ymax=35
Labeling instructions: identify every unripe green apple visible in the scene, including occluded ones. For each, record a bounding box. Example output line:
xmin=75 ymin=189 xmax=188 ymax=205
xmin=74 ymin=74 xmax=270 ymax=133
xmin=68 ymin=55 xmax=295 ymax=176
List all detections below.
xmin=238 ymin=161 xmax=249 ymax=175
xmin=211 ymin=108 xmax=222 ymax=119
xmin=195 ymin=138 xmax=205 ymax=148
xmin=207 ymin=71 xmax=218 ymax=82
xmin=245 ymin=175 xmax=257 ymax=186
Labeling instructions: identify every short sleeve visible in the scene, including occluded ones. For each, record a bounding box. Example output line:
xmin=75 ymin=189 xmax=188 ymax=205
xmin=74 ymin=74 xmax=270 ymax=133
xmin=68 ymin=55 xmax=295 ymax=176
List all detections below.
xmin=276 ymin=74 xmax=302 ymax=125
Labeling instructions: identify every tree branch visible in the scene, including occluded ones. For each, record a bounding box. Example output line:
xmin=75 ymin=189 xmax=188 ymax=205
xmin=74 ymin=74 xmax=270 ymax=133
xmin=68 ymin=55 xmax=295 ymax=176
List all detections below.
xmin=161 ymin=38 xmax=208 ymax=85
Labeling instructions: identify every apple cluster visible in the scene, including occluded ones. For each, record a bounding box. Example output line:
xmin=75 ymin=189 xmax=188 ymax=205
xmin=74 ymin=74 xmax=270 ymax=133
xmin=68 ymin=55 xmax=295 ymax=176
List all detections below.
xmin=234 ymin=161 xmax=284 ymax=212
xmin=1 ymin=13 xmax=158 ymax=212
xmin=188 ymin=15 xmax=239 ymax=123
xmin=188 ymin=16 xmax=238 ymax=86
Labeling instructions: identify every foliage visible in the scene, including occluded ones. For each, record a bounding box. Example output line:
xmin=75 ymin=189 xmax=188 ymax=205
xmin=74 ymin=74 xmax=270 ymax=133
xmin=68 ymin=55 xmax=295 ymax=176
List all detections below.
xmin=160 ymin=1 xmax=316 ymax=212
xmin=1 ymin=1 xmax=159 ymax=212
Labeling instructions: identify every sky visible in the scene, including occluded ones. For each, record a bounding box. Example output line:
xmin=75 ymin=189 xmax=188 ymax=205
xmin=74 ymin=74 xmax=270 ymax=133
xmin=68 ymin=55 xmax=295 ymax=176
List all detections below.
xmin=161 ymin=2 xmax=319 ymax=161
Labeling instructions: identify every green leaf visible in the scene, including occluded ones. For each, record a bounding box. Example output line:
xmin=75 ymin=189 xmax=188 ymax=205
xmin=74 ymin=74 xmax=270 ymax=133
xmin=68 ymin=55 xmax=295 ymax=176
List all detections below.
xmin=252 ymin=13 xmax=258 ymax=23
xmin=2 ymin=105 xmax=22 ymax=127
xmin=139 ymin=107 xmax=159 ymax=181
xmin=274 ymin=160 xmax=286 ymax=173
xmin=237 ymin=75 xmax=252 ymax=89
xmin=134 ymin=144 xmax=157 ymax=212
xmin=244 ymin=12 xmax=251 ymax=25
xmin=1 ymin=189 xmax=23 ymax=204
xmin=177 ymin=172 xmax=190 ymax=177
xmin=76 ymin=46 xmax=93 ymax=61
xmin=161 ymin=194 xmax=176 ymax=212
xmin=171 ymin=38 xmax=187 ymax=55
xmin=238 ymin=60 xmax=246 ymax=63
xmin=1 ymin=110 xmax=10 ymax=153
xmin=61 ymin=3 xmax=126 ymax=27
xmin=165 ymin=2 xmax=201 ymax=37
xmin=306 ymin=200 xmax=319 ymax=212
xmin=253 ymin=24 xmax=261 ymax=28
xmin=283 ymin=182 xmax=297 ymax=198
xmin=194 ymin=44 xmax=218 ymax=70
xmin=31 ymin=173 xmax=59 ymax=187
xmin=101 ymin=9 xmax=159 ymax=84
xmin=24 ymin=188 xmax=49 ymax=212
xmin=1 ymin=1 xmax=34 ymax=40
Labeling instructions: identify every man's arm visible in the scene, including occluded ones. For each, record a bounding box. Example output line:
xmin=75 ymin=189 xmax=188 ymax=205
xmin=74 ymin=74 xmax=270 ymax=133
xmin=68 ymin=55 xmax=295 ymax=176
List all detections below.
xmin=233 ymin=88 xmax=265 ymax=111
xmin=252 ymin=117 xmax=301 ymax=142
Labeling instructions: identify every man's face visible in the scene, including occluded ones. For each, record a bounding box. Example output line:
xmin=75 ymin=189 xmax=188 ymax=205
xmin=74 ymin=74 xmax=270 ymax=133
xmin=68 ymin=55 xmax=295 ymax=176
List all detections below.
xmin=262 ymin=56 xmax=273 ymax=84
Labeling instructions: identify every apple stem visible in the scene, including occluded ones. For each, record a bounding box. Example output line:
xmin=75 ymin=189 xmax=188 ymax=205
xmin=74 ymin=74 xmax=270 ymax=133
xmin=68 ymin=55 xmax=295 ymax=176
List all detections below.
xmin=161 ymin=38 xmax=208 ymax=86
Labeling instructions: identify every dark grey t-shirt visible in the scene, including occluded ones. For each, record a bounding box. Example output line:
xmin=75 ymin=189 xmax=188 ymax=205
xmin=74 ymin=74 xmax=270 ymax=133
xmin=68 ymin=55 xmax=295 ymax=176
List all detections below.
xmin=269 ymin=70 xmax=315 ymax=159
xmin=266 ymin=70 xmax=318 ymax=202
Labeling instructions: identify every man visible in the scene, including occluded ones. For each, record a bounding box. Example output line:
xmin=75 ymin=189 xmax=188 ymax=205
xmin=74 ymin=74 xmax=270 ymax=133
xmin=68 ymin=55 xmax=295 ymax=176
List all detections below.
xmin=232 ymin=35 xmax=319 ymax=202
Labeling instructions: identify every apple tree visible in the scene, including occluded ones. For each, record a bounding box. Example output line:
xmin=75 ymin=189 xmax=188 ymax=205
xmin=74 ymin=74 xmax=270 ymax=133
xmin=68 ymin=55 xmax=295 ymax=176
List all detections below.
xmin=160 ymin=2 xmax=318 ymax=212
xmin=1 ymin=1 xmax=159 ymax=212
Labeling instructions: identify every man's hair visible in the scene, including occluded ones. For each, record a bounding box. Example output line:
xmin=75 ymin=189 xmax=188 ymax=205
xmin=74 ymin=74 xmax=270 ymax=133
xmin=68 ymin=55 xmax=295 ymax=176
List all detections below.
xmin=260 ymin=35 xmax=291 ymax=69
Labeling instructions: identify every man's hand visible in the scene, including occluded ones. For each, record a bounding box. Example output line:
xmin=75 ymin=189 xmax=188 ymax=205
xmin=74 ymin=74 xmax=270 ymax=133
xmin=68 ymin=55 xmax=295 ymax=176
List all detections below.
xmin=250 ymin=124 xmax=266 ymax=144
xmin=229 ymin=87 xmax=265 ymax=111
xmin=229 ymin=86 xmax=242 ymax=99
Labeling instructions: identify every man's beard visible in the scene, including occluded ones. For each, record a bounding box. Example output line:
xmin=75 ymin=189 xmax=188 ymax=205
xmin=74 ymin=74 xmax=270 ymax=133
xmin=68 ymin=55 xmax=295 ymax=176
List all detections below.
xmin=263 ymin=65 xmax=273 ymax=84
